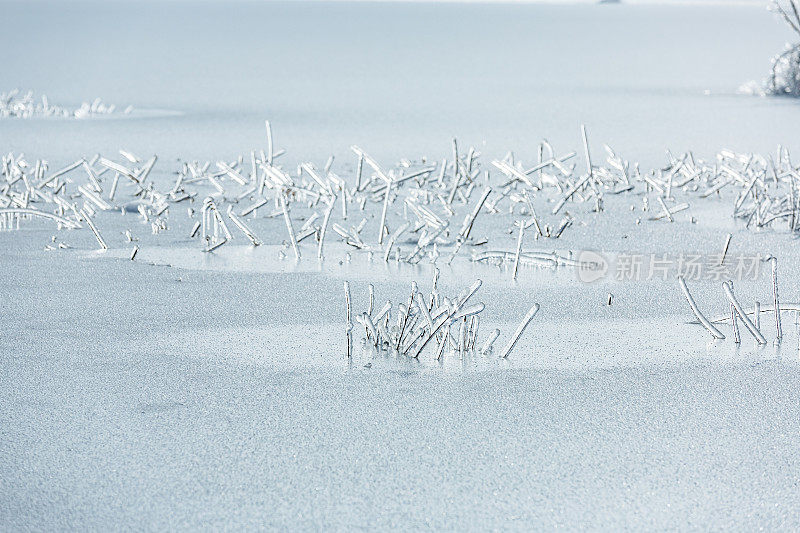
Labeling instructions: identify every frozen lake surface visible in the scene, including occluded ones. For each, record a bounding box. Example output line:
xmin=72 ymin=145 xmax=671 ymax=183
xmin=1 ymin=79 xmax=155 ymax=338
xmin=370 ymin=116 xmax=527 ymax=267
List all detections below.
xmin=3 ymin=0 xmax=800 ymax=530
xmin=2 ymin=0 xmax=800 ymax=165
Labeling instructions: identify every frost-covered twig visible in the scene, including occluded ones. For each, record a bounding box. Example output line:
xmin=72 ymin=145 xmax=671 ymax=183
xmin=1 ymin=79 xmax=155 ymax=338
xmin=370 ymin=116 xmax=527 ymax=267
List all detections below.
xmin=678 ymin=276 xmax=725 ymax=340
xmin=499 ymin=304 xmax=540 ymax=359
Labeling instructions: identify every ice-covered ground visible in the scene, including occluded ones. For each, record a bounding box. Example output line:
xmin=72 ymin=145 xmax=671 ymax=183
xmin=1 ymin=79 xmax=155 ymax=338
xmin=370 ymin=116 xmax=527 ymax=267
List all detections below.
xmin=3 ymin=0 xmax=800 ymax=530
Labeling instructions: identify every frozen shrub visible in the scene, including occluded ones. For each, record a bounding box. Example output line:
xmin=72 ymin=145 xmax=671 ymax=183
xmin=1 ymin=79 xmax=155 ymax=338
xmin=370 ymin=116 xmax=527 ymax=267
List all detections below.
xmin=767 ymin=1 xmax=800 ymax=96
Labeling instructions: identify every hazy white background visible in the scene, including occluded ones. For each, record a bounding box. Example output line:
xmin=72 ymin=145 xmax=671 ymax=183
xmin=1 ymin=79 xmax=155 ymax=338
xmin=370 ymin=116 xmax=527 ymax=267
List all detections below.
xmin=0 ymin=0 xmax=795 ymax=165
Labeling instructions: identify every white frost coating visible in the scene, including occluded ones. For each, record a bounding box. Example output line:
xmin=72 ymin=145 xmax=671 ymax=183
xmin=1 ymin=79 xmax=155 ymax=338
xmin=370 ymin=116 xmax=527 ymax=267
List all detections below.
xmin=317 ymin=195 xmax=337 ymax=260
xmin=227 ymin=206 xmax=262 ymax=246
xmin=0 ymin=208 xmax=81 ymax=229
xmin=480 ymin=328 xmax=501 ymax=355
xmin=279 ymin=193 xmax=300 ymax=260
xmin=723 ymin=281 xmax=767 ymax=344
xmin=771 ymin=256 xmax=783 ymax=341
xmin=512 ymin=221 xmax=524 ymax=280
xmin=79 ymin=208 xmax=108 ymax=250
xmin=344 ymin=281 xmax=352 ymax=358
xmin=499 ymin=304 xmax=540 ymax=359
xmin=678 ymin=276 xmax=725 ymax=340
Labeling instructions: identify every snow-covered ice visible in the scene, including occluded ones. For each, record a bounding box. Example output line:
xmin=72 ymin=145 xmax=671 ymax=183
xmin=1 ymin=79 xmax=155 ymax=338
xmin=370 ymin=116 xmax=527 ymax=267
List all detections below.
xmin=3 ymin=1 xmax=800 ymax=530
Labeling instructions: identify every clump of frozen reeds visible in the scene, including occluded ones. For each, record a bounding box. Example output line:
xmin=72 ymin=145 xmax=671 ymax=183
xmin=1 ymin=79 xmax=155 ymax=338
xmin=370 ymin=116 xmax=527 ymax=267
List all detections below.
xmin=352 ymin=276 xmax=482 ymax=358
xmin=5 ymin=121 xmax=800 ymax=281
xmin=654 ymin=145 xmax=800 ymax=235
xmin=201 ymin=197 xmax=230 ymax=252
xmin=0 ymin=121 xmax=646 ymax=258
xmin=682 ymin=257 xmax=791 ymax=346
xmin=345 ymin=276 xmax=540 ymax=361
xmin=0 ymin=89 xmax=130 ymax=119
